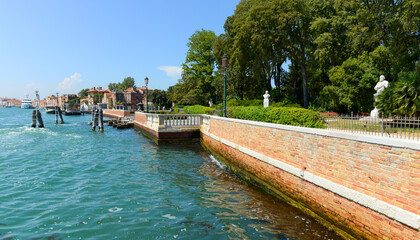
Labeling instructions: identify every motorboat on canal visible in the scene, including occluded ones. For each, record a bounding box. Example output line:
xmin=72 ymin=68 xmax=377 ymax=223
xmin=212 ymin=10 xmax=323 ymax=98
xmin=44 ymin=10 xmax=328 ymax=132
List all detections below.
xmin=45 ymin=106 xmax=57 ymax=114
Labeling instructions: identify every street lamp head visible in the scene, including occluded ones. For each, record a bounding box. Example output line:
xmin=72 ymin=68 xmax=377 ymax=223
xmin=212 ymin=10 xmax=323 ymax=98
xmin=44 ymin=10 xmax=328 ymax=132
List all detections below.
xmin=145 ymin=77 xmax=149 ymax=85
xmin=222 ymin=54 xmax=229 ymax=68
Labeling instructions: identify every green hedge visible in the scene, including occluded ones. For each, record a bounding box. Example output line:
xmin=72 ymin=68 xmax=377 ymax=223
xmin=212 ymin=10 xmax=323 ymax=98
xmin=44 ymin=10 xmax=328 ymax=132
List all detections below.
xmin=227 ymin=99 xmax=263 ymax=107
xmin=183 ymin=105 xmax=215 ymax=115
xmin=227 ymin=106 xmax=325 ymax=128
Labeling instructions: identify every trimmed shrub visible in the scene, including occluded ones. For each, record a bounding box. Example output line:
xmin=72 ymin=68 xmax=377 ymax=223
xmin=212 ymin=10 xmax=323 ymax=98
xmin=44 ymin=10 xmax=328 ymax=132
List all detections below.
xmin=183 ymin=105 xmax=215 ymax=115
xmin=226 ymin=99 xmax=240 ymax=107
xmin=270 ymin=102 xmax=285 ymax=108
xmin=227 ymin=99 xmax=263 ymax=107
xmin=271 ymin=102 xmax=303 ymax=108
xmin=227 ymin=106 xmax=325 ymax=128
xmin=149 ymin=110 xmax=173 ymax=114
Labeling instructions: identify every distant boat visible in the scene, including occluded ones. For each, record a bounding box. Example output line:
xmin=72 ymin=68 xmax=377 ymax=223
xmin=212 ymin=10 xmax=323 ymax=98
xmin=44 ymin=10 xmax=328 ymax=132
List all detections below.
xmin=63 ymin=110 xmax=81 ymax=116
xmin=45 ymin=106 xmax=57 ymax=114
xmin=63 ymin=103 xmax=81 ymax=115
xmin=21 ymin=95 xmax=33 ymax=109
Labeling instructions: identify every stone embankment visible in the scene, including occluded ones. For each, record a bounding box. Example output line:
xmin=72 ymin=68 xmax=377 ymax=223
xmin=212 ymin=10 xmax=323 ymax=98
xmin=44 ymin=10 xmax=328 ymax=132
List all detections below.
xmin=104 ymin=110 xmax=420 ymax=239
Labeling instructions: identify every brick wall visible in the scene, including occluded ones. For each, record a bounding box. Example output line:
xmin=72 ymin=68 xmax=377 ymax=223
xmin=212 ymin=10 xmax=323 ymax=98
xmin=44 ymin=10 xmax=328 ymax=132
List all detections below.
xmin=103 ymin=109 xmax=130 ymax=118
xmin=134 ymin=112 xmax=146 ymax=125
xmin=201 ymin=116 xmax=420 ymax=239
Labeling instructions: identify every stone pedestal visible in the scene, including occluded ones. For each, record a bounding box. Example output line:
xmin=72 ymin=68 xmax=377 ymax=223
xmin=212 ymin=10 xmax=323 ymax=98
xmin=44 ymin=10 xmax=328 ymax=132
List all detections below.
xmin=370 ymin=107 xmax=379 ymax=118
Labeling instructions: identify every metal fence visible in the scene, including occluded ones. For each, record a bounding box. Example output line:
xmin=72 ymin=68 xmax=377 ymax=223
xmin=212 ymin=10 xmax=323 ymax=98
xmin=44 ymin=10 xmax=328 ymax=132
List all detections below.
xmin=324 ymin=114 xmax=420 ymax=141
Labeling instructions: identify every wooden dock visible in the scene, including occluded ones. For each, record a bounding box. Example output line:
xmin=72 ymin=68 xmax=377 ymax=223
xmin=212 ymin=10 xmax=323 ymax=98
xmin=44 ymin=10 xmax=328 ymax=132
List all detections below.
xmin=103 ymin=116 xmax=134 ymax=129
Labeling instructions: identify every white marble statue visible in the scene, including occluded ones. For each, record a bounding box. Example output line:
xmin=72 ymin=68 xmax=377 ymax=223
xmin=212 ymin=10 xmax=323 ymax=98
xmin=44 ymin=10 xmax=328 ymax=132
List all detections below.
xmin=374 ymin=75 xmax=389 ymax=98
xmin=370 ymin=75 xmax=389 ymax=118
xmin=208 ymin=100 xmax=213 ymax=107
xmin=263 ymin=91 xmax=270 ymax=108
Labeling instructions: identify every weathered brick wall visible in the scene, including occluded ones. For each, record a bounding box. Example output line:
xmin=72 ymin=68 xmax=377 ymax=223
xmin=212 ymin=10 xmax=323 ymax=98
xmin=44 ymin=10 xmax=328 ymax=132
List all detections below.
xmin=103 ymin=109 xmax=130 ymax=118
xmin=134 ymin=112 xmax=146 ymax=125
xmin=201 ymin=116 xmax=420 ymax=239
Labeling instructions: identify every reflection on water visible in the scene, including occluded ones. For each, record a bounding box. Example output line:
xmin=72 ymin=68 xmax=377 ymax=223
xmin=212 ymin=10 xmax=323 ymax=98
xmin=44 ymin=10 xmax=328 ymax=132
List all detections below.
xmin=197 ymin=151 xmax=340 ymax=240
xmin=153 ymin=143 xmax=341 ymax=240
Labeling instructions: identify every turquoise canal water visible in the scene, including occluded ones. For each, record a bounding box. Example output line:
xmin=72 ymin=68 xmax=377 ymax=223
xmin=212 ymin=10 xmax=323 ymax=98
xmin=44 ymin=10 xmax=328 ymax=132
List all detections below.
xmin=0 ymin=108 xmax=342 ymax=240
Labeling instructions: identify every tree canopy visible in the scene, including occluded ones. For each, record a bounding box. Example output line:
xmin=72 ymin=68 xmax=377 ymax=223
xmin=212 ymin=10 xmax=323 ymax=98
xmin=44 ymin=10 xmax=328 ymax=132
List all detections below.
xmin=149 ymin=89 xmax=171 ymax=108
xmin=169 ymin=29 xmax=217 ymax=105
xmin=161 ymin=0 xmax=419 ymax=115
xmin=108 ymin=83 xmax=120 ymax=92
xmin=209 ymin=0 xmax=419 ymax=114
xmin=78 ymin=88 xmax=89 ymax=98
xmin=108 ymin=77 xmax=136 ymax=92
xmin=120 ymin=77 xmax=135 ymax=90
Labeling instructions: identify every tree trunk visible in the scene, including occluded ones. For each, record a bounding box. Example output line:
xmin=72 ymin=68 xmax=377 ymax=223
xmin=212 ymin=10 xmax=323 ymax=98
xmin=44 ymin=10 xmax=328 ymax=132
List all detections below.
xmin=299 ymin=47 xmax=309 ymax=108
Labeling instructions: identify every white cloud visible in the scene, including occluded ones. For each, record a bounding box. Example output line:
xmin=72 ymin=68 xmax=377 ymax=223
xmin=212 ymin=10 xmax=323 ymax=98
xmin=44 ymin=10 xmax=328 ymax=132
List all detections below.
xmin=56 ymin=73 xmax=82 ymax=91
xmin=158 ymin=66 xmax=182 ymax=80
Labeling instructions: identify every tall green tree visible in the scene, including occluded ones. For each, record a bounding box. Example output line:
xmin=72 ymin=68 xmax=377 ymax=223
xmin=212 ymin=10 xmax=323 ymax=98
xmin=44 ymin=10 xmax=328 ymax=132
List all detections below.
xmin=149 ymin=89 xmax=170 ymax=108
xmin=171 ymin=29 xmax=217 ymax=105
xmin=277 ymin=0 xmax=316 ymax=108
xmin=214 ymin=0 xmax=284 ymax=100
xmin=78 ymin=88 xmax=89 ymax=98
xmin=108 ymin=83 xmax=120 ymax=92
xmin=119 ymin=77 xmax=135 ymax=90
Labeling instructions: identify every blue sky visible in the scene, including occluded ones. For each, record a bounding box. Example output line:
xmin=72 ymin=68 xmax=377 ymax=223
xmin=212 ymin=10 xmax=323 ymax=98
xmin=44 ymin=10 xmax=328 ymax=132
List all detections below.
xmin=0 ymin=0 xmax=240 ymax=99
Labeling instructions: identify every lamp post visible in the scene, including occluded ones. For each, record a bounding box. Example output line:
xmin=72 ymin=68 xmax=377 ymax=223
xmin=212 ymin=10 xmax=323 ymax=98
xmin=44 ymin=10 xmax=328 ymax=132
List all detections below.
xmin=98 ymin=87 xmax=102 ymax=109
xmin=145 ymin=77 xmax=149 ymax=113
xmin=222 ymin=54 xmax=229 ymax=117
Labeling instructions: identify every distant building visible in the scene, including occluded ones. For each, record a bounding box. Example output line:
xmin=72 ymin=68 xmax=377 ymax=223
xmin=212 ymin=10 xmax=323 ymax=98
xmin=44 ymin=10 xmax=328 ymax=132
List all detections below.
xmin=59 ymin=94 xmax=78 ymax=107
xmin=108 ymin=86 xmax=151 ymax=111
xmin=45 ymin=95 xmax=58 ymax=107
xmin=33 ymin=99 xmax=46 ymax=109
xmin=86 ymin=87 xmax=101 ymax=106
xmin=0 ymin=98 xmax=22 ymax=107
xmin=101 ymin=91 xmax=113 ymax=109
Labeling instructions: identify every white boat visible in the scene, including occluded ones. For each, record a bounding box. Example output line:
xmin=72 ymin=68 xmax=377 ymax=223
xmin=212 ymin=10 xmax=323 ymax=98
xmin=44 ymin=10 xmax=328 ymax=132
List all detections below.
xmin=21 ymin=95 xmax=33 ymax=109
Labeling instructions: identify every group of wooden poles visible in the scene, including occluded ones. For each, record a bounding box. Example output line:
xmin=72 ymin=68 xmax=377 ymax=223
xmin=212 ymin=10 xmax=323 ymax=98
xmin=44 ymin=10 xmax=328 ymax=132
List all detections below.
xmin=31 ymin=106 xmax=64 ymax=128
xmin=30 ymin=104 xmax=104 ymax=132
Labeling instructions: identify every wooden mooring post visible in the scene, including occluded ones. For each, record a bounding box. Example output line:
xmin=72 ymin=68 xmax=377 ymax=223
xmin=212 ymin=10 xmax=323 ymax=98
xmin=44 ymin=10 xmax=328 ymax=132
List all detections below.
xmin=55 ymin=106 xmax=64 ymax=124
xmin=31 ymin=110 xmax=44 ymax=128
xmin=91 ymin=107 xmax=104 ymax=132
xmin=32 ymin=91 xmax=44 ymax=128
xmin=98 ymin=108 xmax=104 ymax=132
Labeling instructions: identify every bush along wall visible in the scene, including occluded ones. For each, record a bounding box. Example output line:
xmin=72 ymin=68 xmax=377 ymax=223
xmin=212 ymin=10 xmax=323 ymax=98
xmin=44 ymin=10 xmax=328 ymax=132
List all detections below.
xmin=183 ymin=105 xmax=215 ymax=115
xmin=227 ymin=106 xmax=325 ymax=129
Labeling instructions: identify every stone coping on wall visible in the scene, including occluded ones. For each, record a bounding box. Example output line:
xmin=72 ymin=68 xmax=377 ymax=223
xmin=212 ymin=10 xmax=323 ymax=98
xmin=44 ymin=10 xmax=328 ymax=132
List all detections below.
xmin=202 ymin=116 xmax=420 ymax=230
xmin=207 ymin=116 xmax=420 ymax=151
